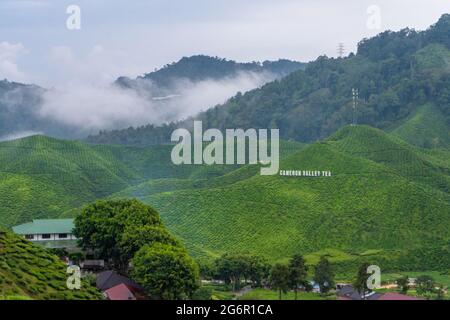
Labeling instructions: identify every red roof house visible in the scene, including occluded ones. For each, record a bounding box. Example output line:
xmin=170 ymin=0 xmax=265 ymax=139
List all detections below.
xmin=97 ymin=270 xmax=148 ymax=300
xmin=104 ymin=283 xmax=137 ymax=300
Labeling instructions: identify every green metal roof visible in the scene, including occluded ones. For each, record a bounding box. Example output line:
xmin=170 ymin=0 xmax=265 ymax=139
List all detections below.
xmin=12 ymin=219 xmax=75 ymax=235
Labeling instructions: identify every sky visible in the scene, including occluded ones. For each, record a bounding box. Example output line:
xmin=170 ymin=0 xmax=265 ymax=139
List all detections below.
xmin=0 ymin=0 xmax=449 ymax=87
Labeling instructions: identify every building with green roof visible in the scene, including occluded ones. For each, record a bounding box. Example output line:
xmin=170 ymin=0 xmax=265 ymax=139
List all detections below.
xmin=12 ymin=219 xmax=78 ymax=249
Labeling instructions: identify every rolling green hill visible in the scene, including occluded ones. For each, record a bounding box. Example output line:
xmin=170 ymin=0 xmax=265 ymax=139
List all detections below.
xmin=119 ymin=126 xmax=449 ymax=272
xmin=1 ymin=126 xmax=449 ymax=274
xmin=0 ymin=136 xmax=135 ymax=228
xmin=391 ymin=104 xmax=450 ymax=148
xmin=0 ymin=135 xmax=302 ymax=228
xmin=0 ymin=230 xmax=100 ymax=299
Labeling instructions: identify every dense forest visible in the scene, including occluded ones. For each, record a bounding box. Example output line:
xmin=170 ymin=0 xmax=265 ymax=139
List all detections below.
xmin=88 ymin=14 xmax=450 ymax=147
xmin=115 ymin=55 xmax=305 ymax=92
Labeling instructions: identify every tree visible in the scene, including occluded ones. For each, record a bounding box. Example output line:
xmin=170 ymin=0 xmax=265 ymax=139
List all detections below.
xmin=215 ymin=254 xmax=245 ymax=291
xmin=73 ymin=199 xmax=166 ymax=271
xmin=288 ymin=254 xmax=308 ymax=300
xmin=245 ymin=255 xmax=271 ymax=288
xmin=198 ymin=260 xmax=216 ymax=281
xmin=191 ymin=286 xmax=213 ymax=300
xmin=119 ymin=224 xmax=179 ymax=262
xmin=435 ymin=284 xmax=445 ymax=300
xmin=416 ymin=275 xmax=435 ymax=297
xmin=313 ymin=256 xmax=334 ymax=295
xmin=270 ymin=264 xmax=290 ymax=300
xmin=396 ymin=275 xmax=409 ymax=294
xmin=131 ymin=243 xmax=200 ymax=300
xmin=214 ymin=254 xmax=270 ymax=291
xmin=353 ymin=262 xmax=371 ymax=299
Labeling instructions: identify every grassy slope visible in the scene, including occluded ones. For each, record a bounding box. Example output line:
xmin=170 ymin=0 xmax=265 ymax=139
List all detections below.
xmin=390 ymin=44 xmax=450 ymax=150
xmin=0 ymin=136 xmax=135 ymax=227
xmin=111 ymin=140 xmax=304 ymax=199
xmin=138 ymin=126 xmax=450 ymax=270
xmin=391 ymin=104 xmax=450 ymax=149
xmin=1 ymin=127 xmax=449 ymax=274
xmin=0 ymin=135 xmax=303 ymax=228
xmin=329 ymin=125 xmax=450 ymax=193
xmin=0 ymin=230 xmax=100 ymax=299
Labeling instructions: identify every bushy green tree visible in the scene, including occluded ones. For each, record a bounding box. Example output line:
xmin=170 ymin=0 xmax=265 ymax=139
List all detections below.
xmin=214 ymin=253 xmax=270 ymax=291
xmin=119 ymin=224 xmax=180 ymax=262
xmin=131 ymin=243 xmax=200 ymax=300
xmin=74 ymin=199 xmax=164 ymax=271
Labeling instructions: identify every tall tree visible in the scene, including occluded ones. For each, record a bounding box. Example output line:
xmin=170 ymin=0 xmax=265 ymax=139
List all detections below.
xmin=288 ymin=254 xmax=308 ymax=300
xmin=396 ymin=275 xmax=409 ymax=294
xmin=313 ymin=256 xmax=335 ymax=295
xmin=353 ymin=262 xmax=371 ymax=299
xmin=270 ymin=264 xmax=290 ymax=300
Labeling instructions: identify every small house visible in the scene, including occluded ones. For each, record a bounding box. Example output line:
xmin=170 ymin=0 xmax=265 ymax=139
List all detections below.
xmin=97 ymin=270 xmax=147 ymax=300
xmin=12 ymin=219 xmax=77 ymax=249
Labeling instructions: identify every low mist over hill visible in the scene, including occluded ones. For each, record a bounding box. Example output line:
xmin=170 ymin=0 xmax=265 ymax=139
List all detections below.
xmin=0 ymin=56 xmax=304 ymax=140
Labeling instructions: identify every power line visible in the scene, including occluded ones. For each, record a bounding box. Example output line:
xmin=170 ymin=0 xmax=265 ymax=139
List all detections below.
xmin=352 ymin=88 xmax=359 ymax=126
xmin=337 ymin=43 xmax=345 ymax=58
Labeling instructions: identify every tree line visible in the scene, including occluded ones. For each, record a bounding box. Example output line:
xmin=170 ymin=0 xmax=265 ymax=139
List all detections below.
xmin=201 ymin=253 xmax=335 ymax=300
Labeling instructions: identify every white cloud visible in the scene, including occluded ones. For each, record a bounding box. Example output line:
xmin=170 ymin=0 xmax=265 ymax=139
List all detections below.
xmin=37 ymin=71 xmax=273 ymax=133
xmin=0 ymin=42 xmax=28 ymax=82
xmin=47 ymin=44 xmax=145 ymax=86
xmin=39 ymin=44 xmax=277 ymax=133
xmin=0 ymin=0 xmax=50 ymax=8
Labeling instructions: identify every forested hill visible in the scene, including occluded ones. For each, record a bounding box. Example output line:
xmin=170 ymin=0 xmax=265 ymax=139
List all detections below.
xmin=115 ymin=55 xmax=305 ymax=91
xmin=0 ymin=81 xmax=44 ymax=138
xmin=88 ymin=14 xmax=450 ymax=148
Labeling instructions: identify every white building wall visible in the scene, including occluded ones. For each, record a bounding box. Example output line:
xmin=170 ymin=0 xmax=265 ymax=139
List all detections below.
xmin=26 ymin=233 xmax=77 ymax=241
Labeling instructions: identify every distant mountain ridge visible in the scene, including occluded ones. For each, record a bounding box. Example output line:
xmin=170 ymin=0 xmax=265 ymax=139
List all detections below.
xmin=115 ymin=55 xmax=305 ymax=95
xmin=88 ymin=14 xmax=450 ymax=148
